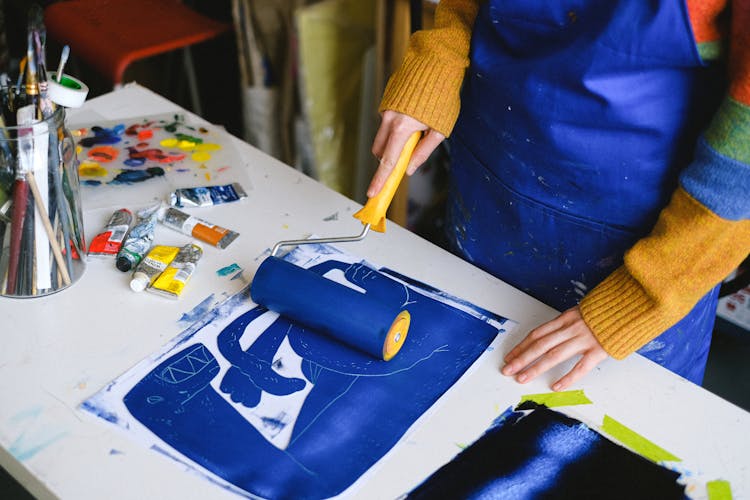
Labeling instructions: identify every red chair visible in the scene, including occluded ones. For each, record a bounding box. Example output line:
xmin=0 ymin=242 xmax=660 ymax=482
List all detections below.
xmin=44 ymin=0 xmax=229 ymax=114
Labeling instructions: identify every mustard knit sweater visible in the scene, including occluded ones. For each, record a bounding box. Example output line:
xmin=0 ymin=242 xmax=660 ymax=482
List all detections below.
xmin=380 ymin=0 xmax=750 ymax=359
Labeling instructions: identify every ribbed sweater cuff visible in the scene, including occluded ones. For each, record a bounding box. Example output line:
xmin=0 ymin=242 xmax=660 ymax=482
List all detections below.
xmin=379 ymin=53 xmax=465 ymax=137
xmin=579 ymin=267 xmax=673 ymax=360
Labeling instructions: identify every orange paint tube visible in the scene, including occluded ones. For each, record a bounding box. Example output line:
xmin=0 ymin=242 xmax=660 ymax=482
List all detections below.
xmin=160 ymin=207 xmax=239 ymax=249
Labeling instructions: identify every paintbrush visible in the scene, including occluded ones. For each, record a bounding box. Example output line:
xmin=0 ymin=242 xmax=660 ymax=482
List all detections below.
xmin=56 ymin=45 xmax=70 ymax=83
xmin=6 ymin=105 xmax=36 ymax=294
xmin=27 ymin=170 xmax=70 ymax=286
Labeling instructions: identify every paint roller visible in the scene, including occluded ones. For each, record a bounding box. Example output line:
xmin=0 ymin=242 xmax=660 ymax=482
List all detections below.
xmin=251 ymin=132 xmax=421 ymax=361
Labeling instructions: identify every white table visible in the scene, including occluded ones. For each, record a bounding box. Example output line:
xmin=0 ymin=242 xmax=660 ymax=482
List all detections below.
xmin=1 ymin=85 xmax=748 ymax=499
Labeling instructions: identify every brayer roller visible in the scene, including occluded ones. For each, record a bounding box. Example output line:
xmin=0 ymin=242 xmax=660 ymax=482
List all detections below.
xmin=251 ymin=132 xmax=421 ymax=361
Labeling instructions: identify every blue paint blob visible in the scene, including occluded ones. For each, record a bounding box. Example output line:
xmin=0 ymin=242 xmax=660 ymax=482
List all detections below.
xmin=79 ymin=124 xmax=125 ymax=147
xmin=108 ymin=167 xmax=165 ymax=185
xmin=83 ymin=180 xmax=102 ymax=186
xmin=123 ymin=158 xmax=147 ymax=167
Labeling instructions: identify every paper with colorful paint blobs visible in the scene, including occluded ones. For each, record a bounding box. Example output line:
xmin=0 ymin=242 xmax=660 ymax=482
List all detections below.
xmin=73 ymin=113 xmax=248 ymax=210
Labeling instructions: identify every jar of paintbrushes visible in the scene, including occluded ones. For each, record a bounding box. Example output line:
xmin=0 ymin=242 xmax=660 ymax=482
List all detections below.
xmin=0 ymin=98 xmax=86 ymax=297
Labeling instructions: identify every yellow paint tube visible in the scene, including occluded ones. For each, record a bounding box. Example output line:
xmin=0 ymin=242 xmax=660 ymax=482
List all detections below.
xmin=148 ymin=243 xmax=203 ymax=299
xmin=129 ymin=245 xmax=181 ymax=292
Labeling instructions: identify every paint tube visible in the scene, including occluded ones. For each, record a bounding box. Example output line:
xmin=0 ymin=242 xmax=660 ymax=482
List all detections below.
xmin=160 ymin=207 xmax=239 ymax=249
xmin=88 ymin=208 xmax=133 ymax=258
xmin=130 ymin=245 xmax=181 ymax=292
xmin=149 ymin=243 xmax=203 ymax=299
xmin=169 ymin=183 xmax=247 ymax=208
xmin=115 ymin=204 xmax=161 ymax=272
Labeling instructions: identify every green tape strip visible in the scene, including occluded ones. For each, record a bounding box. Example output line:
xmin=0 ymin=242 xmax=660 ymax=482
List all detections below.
xmin=707 ymin=480 xmax=733 ymax=500
xmin=519 ymin=390 xmax=592 ymax=408
xmin=601 ymin=415 xmax=680 ymax=463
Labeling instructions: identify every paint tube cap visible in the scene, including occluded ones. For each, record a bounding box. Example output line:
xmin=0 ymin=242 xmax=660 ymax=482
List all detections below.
xmin=130 ymin=272 xmax=150 ymax=292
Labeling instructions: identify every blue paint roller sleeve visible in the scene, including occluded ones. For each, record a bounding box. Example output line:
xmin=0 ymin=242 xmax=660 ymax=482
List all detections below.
xmin=250 ymin=256 xmax=410 ymax=361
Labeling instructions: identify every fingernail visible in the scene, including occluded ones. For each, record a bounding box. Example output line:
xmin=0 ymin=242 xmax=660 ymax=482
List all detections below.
xmin=517 ymin=373 xmax=527 ymax=383
xmin=552 ymin=383 xmax=562 ymax=391
xmin=501 ymin=364 xmax=514 ymax=376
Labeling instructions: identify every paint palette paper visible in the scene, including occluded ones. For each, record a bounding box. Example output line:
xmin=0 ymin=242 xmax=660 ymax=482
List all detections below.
xmin=73 ymin=114 xmax=247 ymax=210
xmin=81 ymin=243 xmax=515 ymax=499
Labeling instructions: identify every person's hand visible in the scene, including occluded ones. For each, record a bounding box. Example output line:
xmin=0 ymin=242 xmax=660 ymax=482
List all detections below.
xmin=501 ymin=306 xmax=609 ymax=391
xmin=368 ymin=110 xmax=445 ymax=197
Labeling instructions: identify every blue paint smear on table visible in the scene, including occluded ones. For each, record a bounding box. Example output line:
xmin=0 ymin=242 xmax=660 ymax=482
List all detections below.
xmin=9 ymin=430 xmax=67 ymax=462
xmin=178 ymin=294 xmax=216 ymax=325
xmin=408 ymin=406 xmax=687 ymax=499
xmin=96 ymin=245 xmax=511 ymax=499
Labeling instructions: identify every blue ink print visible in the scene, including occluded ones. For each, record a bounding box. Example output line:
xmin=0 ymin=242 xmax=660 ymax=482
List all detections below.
xmin=121 ymin=254 xmax=509 ymax=499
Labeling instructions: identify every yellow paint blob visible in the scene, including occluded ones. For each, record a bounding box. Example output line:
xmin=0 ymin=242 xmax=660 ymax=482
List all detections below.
xmin=160 ymin=138 xmax=178 ymax=148
xmin=178 ymin=140 xmax=196 ymax=150
xmin=204 ymin=172 xmax=211 ymax=181
xmin=194 ymin=143 xmax=221 ymax=152
xmin=192 ymin=152 xmax=212 ymax=162
xmin=78 ymin=161 xmax=108 ymax=177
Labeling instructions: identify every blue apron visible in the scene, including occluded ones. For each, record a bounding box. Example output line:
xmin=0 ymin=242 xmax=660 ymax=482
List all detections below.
xmin=446 ymin=0 xmax=723 ymax=383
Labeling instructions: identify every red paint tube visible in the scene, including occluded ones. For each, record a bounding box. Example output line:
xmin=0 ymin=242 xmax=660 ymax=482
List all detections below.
xmin=88 ymin=208 xmax=134 ymax=258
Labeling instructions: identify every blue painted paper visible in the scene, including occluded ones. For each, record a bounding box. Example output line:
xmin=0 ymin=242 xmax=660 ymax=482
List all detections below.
xmin=408 ymin=406 xmax=687 ymax=499
xmin=82 ymin=243 xmax=513 ymax=499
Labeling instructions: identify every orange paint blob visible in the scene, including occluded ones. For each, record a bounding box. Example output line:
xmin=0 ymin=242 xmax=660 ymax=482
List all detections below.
xmin=88 ymin=145 xmax=120 ymax=163
xmin=137 ymin=129 xmax=154 ymax=141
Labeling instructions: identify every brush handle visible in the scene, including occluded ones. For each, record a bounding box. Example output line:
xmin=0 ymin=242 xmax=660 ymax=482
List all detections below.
xmin=353 ymin=131 xmax=421 ymax=232
xmin=6 ymin=178 xmax=29 ymax=294
xmin=27 ymin=171 xmax=71 ymax=286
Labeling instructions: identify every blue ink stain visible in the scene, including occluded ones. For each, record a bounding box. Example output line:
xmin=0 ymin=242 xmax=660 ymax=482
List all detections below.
xmin=83 ymin=180 xmax=102 ymax=186
xmin=261 ymin=416 xmax=287 ymax=432
xmin=108 ymin=167 xmax=165 ymax=185
xmin=178 ymin=294 xmax=216 ymax=325
xmin=109 ymin=449 xmax=125 ymax=455
xmin=80 ymin=401 xmax=121 ymax=424
xmin=230 ymin=270 xmax=245 ymax=281
xmin=10 ymin=431 xmax=67 ymax=461
xmin=9 ymin=406 xmax=43 ymax=424
xmin=217 ymin=263 xmax=241 ymax=277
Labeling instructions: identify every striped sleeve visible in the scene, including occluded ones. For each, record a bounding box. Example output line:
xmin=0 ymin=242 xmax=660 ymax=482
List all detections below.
xmin=580 ymin=0 xmax=750 ymax=359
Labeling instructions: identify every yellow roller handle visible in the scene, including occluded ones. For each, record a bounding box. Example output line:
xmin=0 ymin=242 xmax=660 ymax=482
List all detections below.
xmin=354 ymin=131 xmax=421 ymax=232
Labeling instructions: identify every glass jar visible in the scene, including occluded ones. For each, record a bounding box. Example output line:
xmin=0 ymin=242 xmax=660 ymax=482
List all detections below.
xmin=0 ymin=105 xmax=86 ymax=297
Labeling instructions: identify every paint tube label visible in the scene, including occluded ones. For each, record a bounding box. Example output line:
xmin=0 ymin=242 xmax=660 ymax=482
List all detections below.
xmin=130 ymin=245 xmax=181 ymax=292
xmin=148 ymin=243 xmax=203 ymax=299
xmin=116 ymin=204 xmax=161 ymax=271
xmin=88 ymin=208 xmax=133 ymax=257
xmin=161 ymin=207 xmax=239 ymax=249
xmin=169 ymin=183 xmax=247 ymax=208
